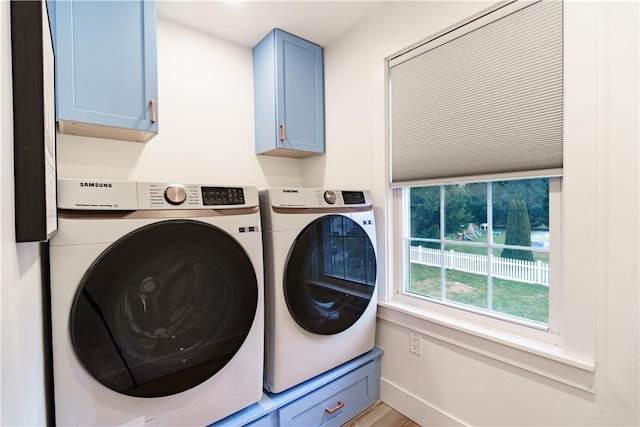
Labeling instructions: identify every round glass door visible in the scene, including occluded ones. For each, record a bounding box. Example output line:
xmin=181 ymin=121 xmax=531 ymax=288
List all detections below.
xmin=70 ymin=220 xmax=258 ymax=398
xmin=284 ymin=214 xmax=377 ymax=335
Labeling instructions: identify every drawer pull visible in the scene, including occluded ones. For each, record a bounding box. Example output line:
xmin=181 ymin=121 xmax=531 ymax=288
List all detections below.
xmin=280 ymin=123 xmax=287 ymax=141
xmin=325 ymin=400 xmax=345 ymax=415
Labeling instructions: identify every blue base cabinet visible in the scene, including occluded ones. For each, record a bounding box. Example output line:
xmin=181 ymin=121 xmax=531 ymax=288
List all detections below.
xmin=210 ymin=347 xmax=383 ymax=427
xmin=253 ymin=29 xmax=325 ymax=157
xmin=49 ymin=0 xmax=158 ymax=142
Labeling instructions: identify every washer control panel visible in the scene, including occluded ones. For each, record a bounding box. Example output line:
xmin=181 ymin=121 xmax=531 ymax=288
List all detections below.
xmin=56 ymin=179 xmax=258 ymax=210
xmin=201 ymin=187 xmax=246 ymax=206
xmin=140 ymin=183 xmax=251 ymax=209
xmin=141 ymin=183 xmax=202 ymax=209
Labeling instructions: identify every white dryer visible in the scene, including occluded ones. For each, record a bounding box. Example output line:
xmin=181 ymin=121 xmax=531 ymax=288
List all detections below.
xmin=49 ymin=179 xmax=264 ymax=426
xmin=259 ymin=188 xmax=377 ymax=393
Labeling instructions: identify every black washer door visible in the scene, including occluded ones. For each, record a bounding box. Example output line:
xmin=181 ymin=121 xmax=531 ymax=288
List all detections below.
xmin=284 ymin=214 xmax=376 ymax=335
xmin=70 ymin=219 xmax=258 ymax=398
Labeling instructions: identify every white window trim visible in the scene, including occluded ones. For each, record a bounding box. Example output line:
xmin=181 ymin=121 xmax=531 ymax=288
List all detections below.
xmin=379 ymin=0 xmax=597 ymax=393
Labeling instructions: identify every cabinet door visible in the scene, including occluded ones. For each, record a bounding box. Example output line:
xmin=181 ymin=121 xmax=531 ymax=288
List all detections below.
xmin=53 ymin=0 xmax=158 ymax=141
xmin=275 ymin=30 xmax=324 ymax=154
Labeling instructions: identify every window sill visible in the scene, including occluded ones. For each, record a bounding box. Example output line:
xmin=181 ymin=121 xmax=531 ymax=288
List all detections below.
xmin=376 ymin=300 xmax=595 ymax=393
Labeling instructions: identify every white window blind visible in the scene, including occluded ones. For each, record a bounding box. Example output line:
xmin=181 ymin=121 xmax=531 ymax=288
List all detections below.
xmin=389 ymin=1 xmax=563 ymax=186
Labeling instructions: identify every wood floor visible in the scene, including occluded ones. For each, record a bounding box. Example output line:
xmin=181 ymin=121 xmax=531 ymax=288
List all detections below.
xmin=342 ymin=400 xmax=421 ymax=427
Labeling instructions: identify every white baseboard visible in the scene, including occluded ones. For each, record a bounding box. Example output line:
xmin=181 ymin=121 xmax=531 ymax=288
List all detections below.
xmin=380 ymin=377 xmax=466 ymax=426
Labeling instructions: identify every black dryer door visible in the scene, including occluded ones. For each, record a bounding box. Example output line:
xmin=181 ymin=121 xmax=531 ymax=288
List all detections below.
xmin=70 ymin=219 xmax=258 ymax=398
xmin=284 ymin=214 xmax=377 ymax=335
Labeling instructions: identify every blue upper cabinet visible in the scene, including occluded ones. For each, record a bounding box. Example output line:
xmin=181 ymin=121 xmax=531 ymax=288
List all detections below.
xmin=50 ymin=0 xmax=158 ymax=142
xmin=253 ymin=29 xmax=325 ymax=157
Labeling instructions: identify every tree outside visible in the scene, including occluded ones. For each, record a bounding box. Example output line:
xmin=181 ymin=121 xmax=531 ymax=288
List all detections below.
xmin=410 ymin=178 xmax=549 ymax=240
xmin=410 ymin=186 xmax=440 ymax=242
xmin=492 ymin=179 xmax=549 ymax=229
xmin=500 ymin=199 xmax=534 ymax=261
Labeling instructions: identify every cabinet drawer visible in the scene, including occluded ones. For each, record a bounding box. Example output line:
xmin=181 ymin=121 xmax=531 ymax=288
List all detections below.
xmin=244 ymin=412 xmax=277 ymax=427
xmin=279 ymin=361 xmax=376 ymax=427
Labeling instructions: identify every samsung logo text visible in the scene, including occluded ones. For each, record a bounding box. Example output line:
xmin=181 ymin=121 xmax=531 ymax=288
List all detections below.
xmin=80 ymin=182 xmax=113 ymax=188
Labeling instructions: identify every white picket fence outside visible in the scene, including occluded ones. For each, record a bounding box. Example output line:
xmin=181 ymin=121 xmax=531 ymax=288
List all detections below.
xmin=410 ymin=245 xmax=549 ymax=286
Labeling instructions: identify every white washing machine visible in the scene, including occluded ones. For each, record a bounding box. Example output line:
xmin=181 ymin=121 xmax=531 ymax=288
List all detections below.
xmin=259 ymin=188 xmax=377 ymax=393
xmin=49 ymin=179 xmax=264 ymax=426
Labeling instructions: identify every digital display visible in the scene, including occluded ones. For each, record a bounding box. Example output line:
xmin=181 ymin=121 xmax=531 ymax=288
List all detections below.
xmin=201 ymin=187 xmax=245 ymax=206
xmin=342 ymin=191 xmax=366 ymax=205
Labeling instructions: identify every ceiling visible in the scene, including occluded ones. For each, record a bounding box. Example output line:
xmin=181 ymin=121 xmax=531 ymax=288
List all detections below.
xmin=156 ymin=1 xmax=391 ymax=47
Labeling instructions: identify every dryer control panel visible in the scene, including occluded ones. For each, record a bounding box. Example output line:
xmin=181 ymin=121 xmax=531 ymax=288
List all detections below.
xmin=267 ymin=187 xmax=372 ymax=208
xmin=57 ymin=179 xmax=258 ymax=210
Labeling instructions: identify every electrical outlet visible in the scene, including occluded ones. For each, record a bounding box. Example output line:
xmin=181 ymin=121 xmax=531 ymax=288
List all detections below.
xmin=410 ymin=332 xmax=422 ymax=355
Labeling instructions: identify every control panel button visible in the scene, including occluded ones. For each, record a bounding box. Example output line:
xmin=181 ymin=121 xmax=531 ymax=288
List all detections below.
xmin=324 ymin=191 xmax=337 ymax=204
xmin=164 ymin=186 xmax=187 ymax=206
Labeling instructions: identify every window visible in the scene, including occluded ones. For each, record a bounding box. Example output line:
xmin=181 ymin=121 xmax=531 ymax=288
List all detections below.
xmin=388 ymin=0 xmax=565 ymax=343
xmin=399 ymin=177 xmax=560 ymax=331
xmin=380 ymin=0 xmax=597 ymax=391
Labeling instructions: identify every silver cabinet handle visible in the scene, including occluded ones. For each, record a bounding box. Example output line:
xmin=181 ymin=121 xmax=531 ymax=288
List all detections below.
xmin=150 ymin=99 xmax=157 ymax=123
xmin=279 ymin=123 xmax=286 ymax=141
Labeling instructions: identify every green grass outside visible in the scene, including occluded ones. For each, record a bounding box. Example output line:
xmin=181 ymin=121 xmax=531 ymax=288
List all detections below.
xmin=409 ymin=263 xmax=549 ymax=324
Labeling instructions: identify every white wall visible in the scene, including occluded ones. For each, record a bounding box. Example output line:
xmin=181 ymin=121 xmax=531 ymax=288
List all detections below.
xmin=315 ymin=1 xmax=639 ymax=426
xmin=56 ymin=17 xmax=302 ymax=188
xmin=0 ymin=2 xmax=48 ymax=425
